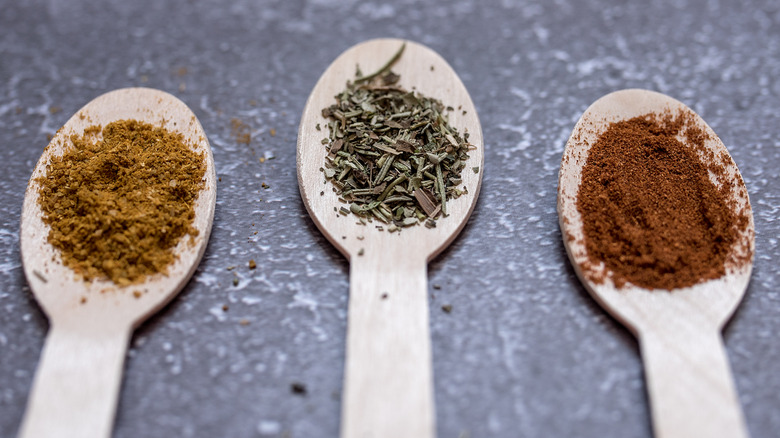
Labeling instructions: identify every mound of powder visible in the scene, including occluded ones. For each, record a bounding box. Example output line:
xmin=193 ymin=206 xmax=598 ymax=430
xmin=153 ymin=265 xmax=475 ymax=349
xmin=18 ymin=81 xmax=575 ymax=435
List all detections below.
xmin=576 ymin=111 xmax=750 ymax=290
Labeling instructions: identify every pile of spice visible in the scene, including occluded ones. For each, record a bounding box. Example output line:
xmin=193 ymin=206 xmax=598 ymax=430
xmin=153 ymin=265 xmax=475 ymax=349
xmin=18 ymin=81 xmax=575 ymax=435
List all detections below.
xmin=37 ymin=119 xmax=206 ymax=285
xmin=320 ymin=44 xmax=472 ymax=231
xmin=576 ymin=110 xmax=750 ymax=290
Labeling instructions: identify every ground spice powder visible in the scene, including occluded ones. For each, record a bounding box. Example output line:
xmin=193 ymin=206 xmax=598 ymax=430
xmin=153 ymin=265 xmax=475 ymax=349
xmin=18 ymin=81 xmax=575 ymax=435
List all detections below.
xmin=37 ymin=119 xmax=206 ymax=285
xmin=576 ymin=110 xmax=749 ymax=290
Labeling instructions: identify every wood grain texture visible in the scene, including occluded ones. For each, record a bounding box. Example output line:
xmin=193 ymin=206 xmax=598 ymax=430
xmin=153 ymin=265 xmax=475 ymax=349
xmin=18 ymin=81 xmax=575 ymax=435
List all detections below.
xmin=18 ymin=88 xmax=216 ymax=438
xmin=297 ymin=39 xmax=484 ymax=438
xmin=344 ymin=252 xmax=432 ymax=438
xmin=557 ymin=89 xmax=755 ymax=438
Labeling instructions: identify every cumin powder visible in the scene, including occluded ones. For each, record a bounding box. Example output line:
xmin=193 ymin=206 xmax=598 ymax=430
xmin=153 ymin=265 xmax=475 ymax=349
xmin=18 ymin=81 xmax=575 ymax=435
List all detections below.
xmin=37 ymin=120 xmax=206 ymax=285
xmin=576 ymin=110 xmax=749 ymax=290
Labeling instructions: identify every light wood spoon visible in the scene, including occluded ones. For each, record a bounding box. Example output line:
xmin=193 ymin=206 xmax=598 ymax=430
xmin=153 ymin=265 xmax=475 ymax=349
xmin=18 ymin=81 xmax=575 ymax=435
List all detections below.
xmin=18 ymin=88 xmax=216 ymax=438
xmin=297 ymin=39 xmax=483 ymax=438
xmin=558 ymin=89 xmax=754 ymax=438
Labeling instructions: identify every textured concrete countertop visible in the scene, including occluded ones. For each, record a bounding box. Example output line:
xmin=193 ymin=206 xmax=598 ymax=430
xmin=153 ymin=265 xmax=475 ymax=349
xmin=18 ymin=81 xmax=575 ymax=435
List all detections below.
xmin=1 ymin=1 xmax=779 ymax=437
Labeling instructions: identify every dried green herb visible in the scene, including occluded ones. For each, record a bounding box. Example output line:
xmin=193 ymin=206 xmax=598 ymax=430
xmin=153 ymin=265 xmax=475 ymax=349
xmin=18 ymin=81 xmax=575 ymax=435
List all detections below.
xmin=320 ymin=44 xmax=472 ymax=230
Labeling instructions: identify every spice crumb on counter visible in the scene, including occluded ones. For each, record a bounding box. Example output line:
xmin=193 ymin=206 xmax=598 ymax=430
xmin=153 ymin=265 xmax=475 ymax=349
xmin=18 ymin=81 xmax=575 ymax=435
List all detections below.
xmin=290 ymin=382 xmax=307 ymax=395
xmin=230 ymin=118 xmax=251 ymax=145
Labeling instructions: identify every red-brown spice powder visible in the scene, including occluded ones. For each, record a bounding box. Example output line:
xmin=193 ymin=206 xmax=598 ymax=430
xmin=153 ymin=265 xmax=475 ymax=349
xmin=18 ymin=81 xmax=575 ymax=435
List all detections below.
xmin=576 ymin=110 xmax=750 ymax=290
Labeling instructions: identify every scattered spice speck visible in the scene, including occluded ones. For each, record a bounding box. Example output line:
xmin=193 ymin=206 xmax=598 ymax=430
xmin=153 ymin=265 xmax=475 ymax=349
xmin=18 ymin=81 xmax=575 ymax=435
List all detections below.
xmin=239 ymin=319 xmax=250 ymax=326
xmin=441 ymin=304 xmax=453 ymax=313
xmin=132 ymin=290 xmax=142 ymax=299
xmin=291 ymin=382 xmax=307 ymax=395
xmin=358 ymin=248 xmax=365 ymax=256
xmin=248 ymin=259 xmax=257 ymax=270
xmin=232 ymin=278 xmax=239 ymax=286
xmin=230 ymin=118 xmax=251 ymax=145
xmin=270 ymin=128 xmax=276 ymax=137
xmin=222 ymin=304 xmax=229 ymax=311
xmin=33 ymin=270 xmax=48 ymax=283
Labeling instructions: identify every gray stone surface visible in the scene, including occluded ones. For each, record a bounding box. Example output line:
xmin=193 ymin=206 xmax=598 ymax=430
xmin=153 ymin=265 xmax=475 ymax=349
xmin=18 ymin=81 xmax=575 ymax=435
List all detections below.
xmin=1 ymin=0 xmax=779 ymax=437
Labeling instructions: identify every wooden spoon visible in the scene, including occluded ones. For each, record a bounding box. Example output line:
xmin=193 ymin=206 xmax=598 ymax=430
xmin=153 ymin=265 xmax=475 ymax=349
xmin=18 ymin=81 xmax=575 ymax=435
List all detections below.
xmin=18 ymin=88 xmax=216 ymax=438
xmin=297 ymin=39 xmax=483 ymax=438
xmin=558 ymin=89 xmax=754 ymax=438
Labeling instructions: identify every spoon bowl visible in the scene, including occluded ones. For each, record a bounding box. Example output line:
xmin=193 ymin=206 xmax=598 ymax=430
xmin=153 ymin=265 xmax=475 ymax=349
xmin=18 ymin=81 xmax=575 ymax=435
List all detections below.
xmin=558 ymin=89 xmax=754 ymax=438
xmin=18 ymin=87 xmax=216 ymax=438
xmin=298 ymin=38 xmax=483 ymax=259
xmin=298 ymin=39 xmax=483 ymax=438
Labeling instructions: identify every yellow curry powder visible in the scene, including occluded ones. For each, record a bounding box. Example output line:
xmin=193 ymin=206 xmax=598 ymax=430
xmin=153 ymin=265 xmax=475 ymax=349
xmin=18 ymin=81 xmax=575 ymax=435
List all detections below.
xmin=36 ymin=119 xmax=206 ymax=285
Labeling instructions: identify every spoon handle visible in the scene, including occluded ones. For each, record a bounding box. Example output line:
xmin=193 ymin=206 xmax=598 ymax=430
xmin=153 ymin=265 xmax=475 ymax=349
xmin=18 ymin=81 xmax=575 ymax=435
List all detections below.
xmin=639 ymin=324 xmax=748 ymax=438
xmin=342 ymin=254 xmax=435 ymax=438
xmin=18 ymin=323 xmax=131 ymax=438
